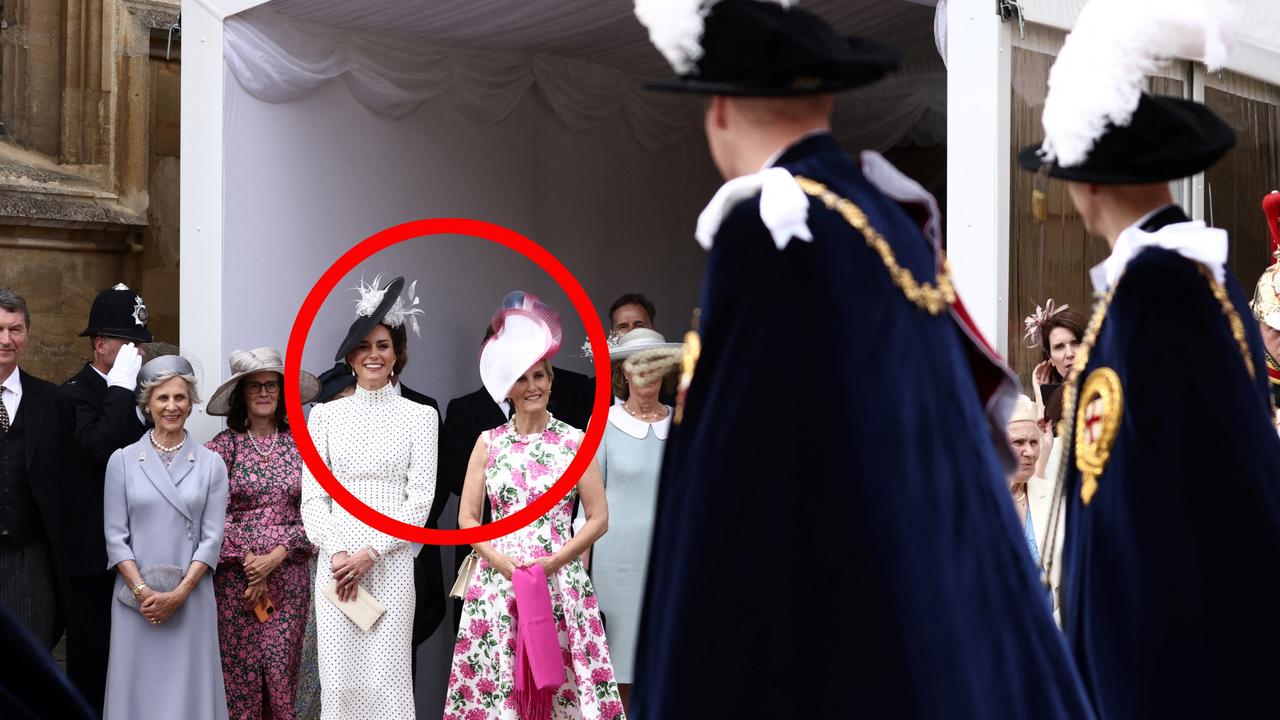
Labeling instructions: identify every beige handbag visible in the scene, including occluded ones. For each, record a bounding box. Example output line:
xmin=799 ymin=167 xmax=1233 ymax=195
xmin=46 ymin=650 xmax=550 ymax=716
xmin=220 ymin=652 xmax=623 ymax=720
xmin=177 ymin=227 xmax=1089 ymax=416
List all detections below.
xmin=322 ymin=580 xmax=386 ymax=632
xmin=449 ymin=551 xmax=481 ymax=599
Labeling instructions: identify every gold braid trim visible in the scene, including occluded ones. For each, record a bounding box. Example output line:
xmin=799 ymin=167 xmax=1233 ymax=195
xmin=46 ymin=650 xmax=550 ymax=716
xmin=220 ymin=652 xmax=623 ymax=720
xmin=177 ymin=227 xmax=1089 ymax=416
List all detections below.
xmin=1199 ymin=265 xmax=1256 ymax=381
xmin=794 ymin=176 xmax=956 ymax=315
xmin=1041 ymin=260 xmax=1259 ymax=588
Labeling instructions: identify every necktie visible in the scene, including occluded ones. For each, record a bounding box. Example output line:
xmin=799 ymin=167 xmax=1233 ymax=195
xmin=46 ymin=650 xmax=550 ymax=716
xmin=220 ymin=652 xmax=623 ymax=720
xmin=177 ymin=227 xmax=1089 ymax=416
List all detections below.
xmin=0 ymin=387 xmax=9 ymax=433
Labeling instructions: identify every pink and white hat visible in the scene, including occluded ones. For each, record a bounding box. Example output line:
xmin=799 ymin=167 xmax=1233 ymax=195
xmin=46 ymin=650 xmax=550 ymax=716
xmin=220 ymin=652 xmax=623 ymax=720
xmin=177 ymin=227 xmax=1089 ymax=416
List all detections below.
xmin=479 ymin=291 xmax=563 ymax=404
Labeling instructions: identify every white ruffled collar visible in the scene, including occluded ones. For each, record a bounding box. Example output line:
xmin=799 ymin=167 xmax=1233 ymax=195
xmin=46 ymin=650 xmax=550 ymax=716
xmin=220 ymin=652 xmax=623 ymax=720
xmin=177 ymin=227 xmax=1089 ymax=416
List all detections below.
xmin=607 ymin=404 xmax=671 ymax=440
xmin=1090 ymin=212 xmax=1227 ymax=292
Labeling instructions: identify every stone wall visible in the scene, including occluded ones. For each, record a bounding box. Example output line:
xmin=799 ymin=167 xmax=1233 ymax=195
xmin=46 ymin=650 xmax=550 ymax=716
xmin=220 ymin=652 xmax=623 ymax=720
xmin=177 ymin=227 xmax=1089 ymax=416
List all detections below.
xmin=0 ymin=0 xmax=180 ymax=383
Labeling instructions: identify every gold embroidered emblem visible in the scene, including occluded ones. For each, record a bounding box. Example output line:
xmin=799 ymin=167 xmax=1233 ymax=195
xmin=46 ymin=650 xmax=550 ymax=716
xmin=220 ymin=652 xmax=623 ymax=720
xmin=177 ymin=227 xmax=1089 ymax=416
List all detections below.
xmin=674 ymin=309 xmax=701 ymax=426
xmin=1074 ymin=367 xmax=1124 ymax=505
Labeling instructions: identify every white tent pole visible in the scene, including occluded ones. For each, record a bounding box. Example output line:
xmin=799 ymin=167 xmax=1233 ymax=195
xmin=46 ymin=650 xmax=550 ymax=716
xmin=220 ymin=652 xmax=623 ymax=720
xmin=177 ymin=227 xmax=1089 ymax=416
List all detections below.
xmin=946 ymin=0 xmax=1013 ymax=357
xmin=180 ymin=0 xmax=228 ymax=440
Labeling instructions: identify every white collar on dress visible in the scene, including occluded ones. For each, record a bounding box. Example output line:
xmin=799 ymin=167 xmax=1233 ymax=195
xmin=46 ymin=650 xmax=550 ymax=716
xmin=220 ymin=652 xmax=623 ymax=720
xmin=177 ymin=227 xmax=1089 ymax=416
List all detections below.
xmin=607 ymin=404 xmax=671 ymax=440
xmin=1089 ymin=207 xmax=1227 ymax=292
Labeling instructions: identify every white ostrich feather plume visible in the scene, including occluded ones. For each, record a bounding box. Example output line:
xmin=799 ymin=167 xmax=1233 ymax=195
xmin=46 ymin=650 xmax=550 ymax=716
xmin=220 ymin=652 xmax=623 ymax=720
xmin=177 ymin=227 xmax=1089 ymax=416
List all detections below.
xmin=353 ymin=273 xmax=390 ymax=319
xmin=1041 ymin=0 xmax=1240 ymax=168
xmin=385 ymin=280 xmax=425 ymax=337
xmin=352 ymin=274 xmax=425 ymax=336
xmin=635 ymin=0 xmax=796 ymax=75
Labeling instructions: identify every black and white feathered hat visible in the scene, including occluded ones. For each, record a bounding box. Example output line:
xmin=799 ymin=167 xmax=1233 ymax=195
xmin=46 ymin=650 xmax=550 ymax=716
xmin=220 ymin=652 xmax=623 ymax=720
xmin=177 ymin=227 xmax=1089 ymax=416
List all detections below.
xmin=333 ymin=275 xmax=424 ymax=362
xmin=635 ymin=0 xmax=901 ymax=96
xmin=1017 ymin=0 xmax=1239 ymax=184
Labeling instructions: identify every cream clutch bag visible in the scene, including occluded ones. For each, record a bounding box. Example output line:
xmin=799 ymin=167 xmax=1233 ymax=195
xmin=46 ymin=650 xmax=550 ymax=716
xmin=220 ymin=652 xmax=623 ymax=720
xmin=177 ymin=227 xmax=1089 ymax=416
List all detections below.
xmin=449 ymin=551 xmax=481 ymax=599
xmin=322 ymin=581 xmax=386 ymax=631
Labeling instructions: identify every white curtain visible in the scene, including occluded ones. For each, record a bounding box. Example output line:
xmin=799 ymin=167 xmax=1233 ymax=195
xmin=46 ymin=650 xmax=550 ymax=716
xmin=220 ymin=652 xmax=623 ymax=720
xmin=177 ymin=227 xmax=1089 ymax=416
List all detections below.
xmin=224 ymin=6 xmax=947 ymax=153
xmin=224 ymin=8 xmax=699 ymax=151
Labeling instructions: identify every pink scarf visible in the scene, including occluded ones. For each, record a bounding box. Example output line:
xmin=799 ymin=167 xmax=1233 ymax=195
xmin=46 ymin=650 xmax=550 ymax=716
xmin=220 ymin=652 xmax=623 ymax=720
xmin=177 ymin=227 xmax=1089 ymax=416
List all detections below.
xmin=513 ymin=564 xmax=563 ymax=720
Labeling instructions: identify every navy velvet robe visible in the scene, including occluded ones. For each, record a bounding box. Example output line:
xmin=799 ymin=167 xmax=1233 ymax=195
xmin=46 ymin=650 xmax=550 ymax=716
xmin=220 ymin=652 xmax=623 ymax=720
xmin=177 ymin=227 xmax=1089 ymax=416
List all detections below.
xmin=633 ymin=134 xmax=1092 ymax=718
xmin=1059 ymin=241 xmax=1280 ymax=719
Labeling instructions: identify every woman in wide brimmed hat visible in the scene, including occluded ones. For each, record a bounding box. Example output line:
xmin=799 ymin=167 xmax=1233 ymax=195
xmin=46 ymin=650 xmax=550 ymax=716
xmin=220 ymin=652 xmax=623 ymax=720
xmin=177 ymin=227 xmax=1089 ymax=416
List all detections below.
xmin=446 ymin=291 xmax=624 ymax=720
xmin=204 ymin=348 xmax=318 ymax=720
xmin=589 ymin=328 xmax=681 ymax=709
xmin=298 ymin=275 xmax=437 ymax=720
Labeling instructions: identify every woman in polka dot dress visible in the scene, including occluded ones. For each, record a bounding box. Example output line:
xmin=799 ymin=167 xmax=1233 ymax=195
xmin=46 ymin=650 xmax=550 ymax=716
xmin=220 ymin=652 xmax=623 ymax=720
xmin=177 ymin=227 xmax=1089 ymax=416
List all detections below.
xmin=299 ymin=276 xmax=437 ymax=720
xmin=445 ymin=292 xmax=624 ymax=720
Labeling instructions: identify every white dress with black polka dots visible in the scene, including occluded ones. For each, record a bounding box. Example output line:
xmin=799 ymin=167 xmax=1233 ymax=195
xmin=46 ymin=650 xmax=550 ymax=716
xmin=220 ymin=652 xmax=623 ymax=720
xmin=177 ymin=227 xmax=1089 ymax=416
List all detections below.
xmin=300 ymin=381 xmax=437 ymax=720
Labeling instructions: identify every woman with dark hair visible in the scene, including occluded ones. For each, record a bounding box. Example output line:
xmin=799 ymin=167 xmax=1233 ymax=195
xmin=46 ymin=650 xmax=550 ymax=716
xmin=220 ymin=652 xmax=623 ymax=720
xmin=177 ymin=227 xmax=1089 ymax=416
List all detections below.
xmin=1024 ymin=301 xmax=1089 ymax=479
xmin=205 ymin=348 xmax=320 ymax=720
xmin=300 ymin=276 xmax=437 ymax=720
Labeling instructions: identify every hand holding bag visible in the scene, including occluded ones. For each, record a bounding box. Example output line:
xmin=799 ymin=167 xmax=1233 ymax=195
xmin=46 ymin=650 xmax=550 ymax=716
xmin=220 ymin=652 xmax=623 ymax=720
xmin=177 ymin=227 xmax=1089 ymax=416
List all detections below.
xmin=116 ymin=564 xmax=185 ymax=609
xmin=322 ymin=580 xmax=386 ymax=631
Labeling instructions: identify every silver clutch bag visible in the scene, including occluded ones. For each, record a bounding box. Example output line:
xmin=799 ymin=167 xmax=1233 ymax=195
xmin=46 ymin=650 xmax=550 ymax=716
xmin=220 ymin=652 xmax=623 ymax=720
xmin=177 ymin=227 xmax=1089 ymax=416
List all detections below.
xmin=449 ymin=551 xmax=480 ymax=599
xmin=116 ymin=564 xmax=184 ymax=609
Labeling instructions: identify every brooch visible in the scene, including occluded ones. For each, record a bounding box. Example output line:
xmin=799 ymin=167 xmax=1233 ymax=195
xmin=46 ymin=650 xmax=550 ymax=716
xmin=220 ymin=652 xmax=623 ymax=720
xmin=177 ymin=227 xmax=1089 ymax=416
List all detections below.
xmin=1074 ymin=367 xmax=1124 ymax=505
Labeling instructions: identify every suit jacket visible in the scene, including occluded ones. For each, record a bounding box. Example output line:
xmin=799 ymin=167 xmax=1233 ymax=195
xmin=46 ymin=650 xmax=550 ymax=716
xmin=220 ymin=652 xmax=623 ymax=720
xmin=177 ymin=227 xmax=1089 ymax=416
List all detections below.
xmin=400 ymin=382 xmax=446 ymax=647
xmin=61 ymin=363 xmax=146 ymax=577
xmin=548 ymin=366 xmax=592 ymax=432
xmin=9 ymin=370 xmax=73 ymax=588
xmin=633 ymin=134 xmax=1091 ymax=719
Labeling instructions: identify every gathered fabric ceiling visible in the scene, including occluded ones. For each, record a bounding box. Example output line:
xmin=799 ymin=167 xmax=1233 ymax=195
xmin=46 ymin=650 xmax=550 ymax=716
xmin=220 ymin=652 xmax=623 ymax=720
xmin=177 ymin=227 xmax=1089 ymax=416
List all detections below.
xmin=224 ymin=1 xmax=946 ymax=152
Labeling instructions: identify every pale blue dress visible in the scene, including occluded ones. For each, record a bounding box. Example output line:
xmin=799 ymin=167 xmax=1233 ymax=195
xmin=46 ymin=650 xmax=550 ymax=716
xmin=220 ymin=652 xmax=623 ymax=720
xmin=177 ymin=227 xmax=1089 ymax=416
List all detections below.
xmin=591 ymin=405 xmax=668 ymax=684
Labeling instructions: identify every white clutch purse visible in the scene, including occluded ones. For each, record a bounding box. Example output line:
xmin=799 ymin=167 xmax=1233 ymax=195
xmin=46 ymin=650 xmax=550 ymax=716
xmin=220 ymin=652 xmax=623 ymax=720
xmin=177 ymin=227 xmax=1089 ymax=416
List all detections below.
xmin=449 ymin=551 xmax=481 ymax=599
xmin=322 ymin=581 xmax=386 ymax=631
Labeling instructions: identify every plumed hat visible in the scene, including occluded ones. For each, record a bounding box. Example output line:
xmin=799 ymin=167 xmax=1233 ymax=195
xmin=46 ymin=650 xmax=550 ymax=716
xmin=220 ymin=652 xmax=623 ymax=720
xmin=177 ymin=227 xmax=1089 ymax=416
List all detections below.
xmin=636 ymin=0 xmax=900 ymax=96
xmin=1016 ymin=0 xmax=1238 ymax=183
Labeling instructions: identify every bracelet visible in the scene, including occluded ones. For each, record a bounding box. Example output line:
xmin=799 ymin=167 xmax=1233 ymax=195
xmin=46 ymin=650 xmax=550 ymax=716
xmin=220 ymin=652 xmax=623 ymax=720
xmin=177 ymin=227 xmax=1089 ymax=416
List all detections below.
xmin=364 ymin=547 xmax=379 ymax=562
xmin=131 ymin=582 xmax=148 ymax=599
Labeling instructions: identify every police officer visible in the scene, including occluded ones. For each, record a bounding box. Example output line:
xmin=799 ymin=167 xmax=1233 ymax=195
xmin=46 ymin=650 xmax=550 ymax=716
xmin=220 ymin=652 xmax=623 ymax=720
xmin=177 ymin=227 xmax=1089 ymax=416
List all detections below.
xmin=60 ymin=284 xmax=151 ymax=714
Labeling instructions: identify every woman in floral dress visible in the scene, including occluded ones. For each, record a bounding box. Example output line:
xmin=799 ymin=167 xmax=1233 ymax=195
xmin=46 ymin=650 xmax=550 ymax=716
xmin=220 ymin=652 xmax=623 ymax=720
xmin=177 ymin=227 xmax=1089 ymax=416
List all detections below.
xmin=446 ymin=292 xmax=624 ymax=720
xmin=206 ymin=348 xmax=320 ymax=720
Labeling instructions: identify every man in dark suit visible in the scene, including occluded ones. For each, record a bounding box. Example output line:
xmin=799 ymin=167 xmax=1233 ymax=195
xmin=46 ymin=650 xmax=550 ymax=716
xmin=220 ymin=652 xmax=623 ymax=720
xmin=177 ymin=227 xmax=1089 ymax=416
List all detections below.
xmin=60 ymin=284 xmax=150 ymax=713
xmin=0 ymin=288 xmax=72 ymax=651
xmin=395 ymin=376 xmax=446 ymax=683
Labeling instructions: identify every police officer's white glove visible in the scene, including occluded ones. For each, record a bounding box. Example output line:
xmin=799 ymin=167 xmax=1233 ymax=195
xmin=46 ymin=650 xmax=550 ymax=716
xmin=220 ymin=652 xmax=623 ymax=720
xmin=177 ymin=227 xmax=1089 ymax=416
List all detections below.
xmin=107 ymin=342 xmax=142 ymax=392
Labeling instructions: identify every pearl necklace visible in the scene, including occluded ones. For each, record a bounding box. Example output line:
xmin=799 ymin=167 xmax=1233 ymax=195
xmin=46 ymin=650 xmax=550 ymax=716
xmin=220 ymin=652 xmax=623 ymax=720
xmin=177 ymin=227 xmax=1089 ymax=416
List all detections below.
xmin=247 ymin=428 xmax=278 ymax=457
xmin=624 ymin=401 xmax=667 ymax=422
xmin=150 ymin=430 xmax=186 ymax=454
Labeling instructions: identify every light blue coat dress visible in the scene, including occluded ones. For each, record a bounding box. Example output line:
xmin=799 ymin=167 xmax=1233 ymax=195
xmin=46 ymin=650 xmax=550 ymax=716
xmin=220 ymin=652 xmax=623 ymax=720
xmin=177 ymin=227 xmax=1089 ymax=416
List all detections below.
xmin=102 ymin=433 xmax=229 ymax=720
xmin=591 ymin=405 xmax=668 ymax=683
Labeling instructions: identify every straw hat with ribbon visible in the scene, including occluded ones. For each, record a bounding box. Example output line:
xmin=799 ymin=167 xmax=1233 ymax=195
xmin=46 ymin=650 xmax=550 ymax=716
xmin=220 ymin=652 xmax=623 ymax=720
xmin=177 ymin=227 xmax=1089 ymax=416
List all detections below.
xmin=207 ymin=347 xmax=320 ymax=416
xmin=608 ymin=328 xmax=683 ymax=388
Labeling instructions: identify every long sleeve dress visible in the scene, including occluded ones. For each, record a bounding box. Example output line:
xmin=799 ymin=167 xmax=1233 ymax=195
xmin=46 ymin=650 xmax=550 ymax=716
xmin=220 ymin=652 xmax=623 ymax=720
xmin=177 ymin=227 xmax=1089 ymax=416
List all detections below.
xmin=445 ymin=416 xmax=625 ymax=720
xmin=206 ymin=429 xmax=315 ymax=720
xmin=299 ymin=382 xmax=437 ymax=720
xmin=102 ymin=434 xmax=229 ymax=720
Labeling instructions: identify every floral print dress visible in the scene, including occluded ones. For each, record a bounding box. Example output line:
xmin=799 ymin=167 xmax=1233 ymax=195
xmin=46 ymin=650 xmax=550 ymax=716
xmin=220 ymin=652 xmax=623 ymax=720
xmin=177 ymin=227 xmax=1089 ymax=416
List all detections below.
xmin=445 ymin=416 xmax=625 ymax=720
xmin=207 ymin=429 xmax=315 ymax=720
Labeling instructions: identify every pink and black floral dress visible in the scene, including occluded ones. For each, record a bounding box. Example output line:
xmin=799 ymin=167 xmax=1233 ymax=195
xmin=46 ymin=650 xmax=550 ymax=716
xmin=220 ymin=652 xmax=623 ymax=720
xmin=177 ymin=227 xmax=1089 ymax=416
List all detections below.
xmin=207 ymin=429 xmax=315 ymax=720
xmin=444 ymin=416 xmax=624 ymax=720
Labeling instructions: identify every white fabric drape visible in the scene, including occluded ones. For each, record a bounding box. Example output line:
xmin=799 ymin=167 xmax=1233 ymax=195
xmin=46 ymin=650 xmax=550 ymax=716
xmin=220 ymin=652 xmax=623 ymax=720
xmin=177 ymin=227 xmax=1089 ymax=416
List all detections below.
xmin=224 ymin=6 xmax=946 ymax=152
xmin=224 ymin=8 xmax=699 ymax=151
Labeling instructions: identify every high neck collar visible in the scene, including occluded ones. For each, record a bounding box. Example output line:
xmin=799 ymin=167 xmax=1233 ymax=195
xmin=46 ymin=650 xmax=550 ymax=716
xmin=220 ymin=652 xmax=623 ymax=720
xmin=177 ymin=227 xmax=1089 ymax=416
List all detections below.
xmin=353 ymin=380 xmax=396 ymax=403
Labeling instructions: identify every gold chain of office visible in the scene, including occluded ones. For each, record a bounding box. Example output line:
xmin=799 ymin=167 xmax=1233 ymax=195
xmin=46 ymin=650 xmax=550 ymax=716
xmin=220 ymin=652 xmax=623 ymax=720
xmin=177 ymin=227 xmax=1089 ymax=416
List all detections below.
xmin=795 ymin=176 xmax=956 ymax=316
